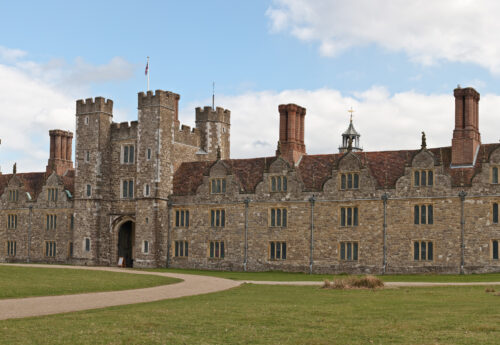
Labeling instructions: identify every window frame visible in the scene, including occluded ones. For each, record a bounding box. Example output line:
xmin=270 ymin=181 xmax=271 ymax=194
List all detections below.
xmin=8 ymin=189 xmax=19 ymax=202
xmin=121 ymin=179 xmax=134 ymax=199
xmin=174 ymin=240 xmax=189 ymax=257
xmin=6 ymin=240 xmax=16 ymax=257
xmin=46 ymin=214 xmax=57 ymax=230
xmin=270 ymin=175 xmax=288 ymax=192
xmin=210 ymin=178 xmax=227 ymax=194
xmin=492 ymin=239 xmax=499 ymax=260
xmin=143 ymin=240 xmax=150 ymax=254
xmin=269 ymin=207 xmax=288 ymax=227
xmin=413 ymin=240 xmax=434 ymax=261
xmin=269 ymin=241 xmax=287 ymax=260
xmin=208 ymin=240 xmax=225 ymax=259
xmin=339 ymin=172 xmax=360 ymax=190
xmin=413 ymin=169 xmax=434 ymax=187
xmin=47 ymin=188 xmax=58 ymax=202
xmin=175 ymin=209 xmax=190 ymax=228
xmin=210 ymin=209 xmax=226 ymax=228
xmin=492 ymin=166 xmax=499 ymax=184
xmin=340 ymin=206 xmax=359 ymax=227
xmin=339 ymin=241 xmax=359 ymax=261
xmin=7 ymin=214 xmax=17 ymax=230
xmin=45 ymin=241 xmax=57 ymax=257
xmin=413 ymin=204 xmax=433 ymax=225
xmin=121 ymin=144 xmax=135 ymax=164
xmin=86 ymin=184 xmax=92 ymax=197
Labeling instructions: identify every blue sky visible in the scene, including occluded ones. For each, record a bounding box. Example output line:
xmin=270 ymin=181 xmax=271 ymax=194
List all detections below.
xmin=1 ymin=0 xmax=500 ymax=172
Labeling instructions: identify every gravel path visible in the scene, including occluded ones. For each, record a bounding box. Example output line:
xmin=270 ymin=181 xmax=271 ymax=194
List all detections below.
xmin=1 ymin=264 xmax=499 ymax=321
xmin=0 ymin=264 xmax=241 ymax=321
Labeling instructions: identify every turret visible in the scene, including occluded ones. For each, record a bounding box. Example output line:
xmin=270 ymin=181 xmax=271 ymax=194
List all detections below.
xmin=339 ymin=111 xmax=362 ymax=153
xmin=195 ymin=106 xmax=231 ymax=160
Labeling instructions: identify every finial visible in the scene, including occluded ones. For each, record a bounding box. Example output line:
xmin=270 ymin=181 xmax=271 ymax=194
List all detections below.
xmin=276 ymin=141 xmax=281 ymax=156
xmin=216 ymin=146 xmax=221 ymax=160
xmin=212 ymin=82 xmax=215 ymax=111
xmin=13 ymin=162 xmax=16 ymax=174
xmin=348 ymin=107 xmax=355 ymax=122
xmin=347 ymin=136 xmax=353 ymax=152
xmin=421 ymin=131 xmax=427 ymax=149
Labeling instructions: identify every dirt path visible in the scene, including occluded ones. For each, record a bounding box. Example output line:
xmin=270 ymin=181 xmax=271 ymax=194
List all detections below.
xmin=0 ymin=264 xmax=241 ymax=321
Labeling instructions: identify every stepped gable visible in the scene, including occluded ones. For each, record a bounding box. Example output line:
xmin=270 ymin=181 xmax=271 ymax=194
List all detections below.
xmin=174 ymin=143 xmax=500 ymax=195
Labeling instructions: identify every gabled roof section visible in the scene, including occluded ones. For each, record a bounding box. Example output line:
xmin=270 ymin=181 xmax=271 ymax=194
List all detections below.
xmin=0 ymin=170 xmax=75 ymax=200
xmin=172 ymin=143 xmax=500 ymax=195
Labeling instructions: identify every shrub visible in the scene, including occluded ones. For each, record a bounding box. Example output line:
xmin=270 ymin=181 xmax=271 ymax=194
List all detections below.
xmin=485 ymin=288 xmax=495 ymax=293
xmin=322 ymin=275 xmax=384 ymax=290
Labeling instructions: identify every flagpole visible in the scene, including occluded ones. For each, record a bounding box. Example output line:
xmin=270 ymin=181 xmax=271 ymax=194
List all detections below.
xmin=147 ymin=56 xmax=150 ymax=91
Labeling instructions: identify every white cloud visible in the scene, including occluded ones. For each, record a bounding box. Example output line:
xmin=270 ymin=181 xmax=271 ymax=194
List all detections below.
xmin=180 ymin=87 xmax=500 ymax=159
xmin=266 ymin=0 xmax=500 ymax=74
xmin=0 ymin=46 xmax=135 ymax=173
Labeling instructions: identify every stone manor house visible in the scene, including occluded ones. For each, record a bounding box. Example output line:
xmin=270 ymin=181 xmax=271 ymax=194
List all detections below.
xmin=1 ymin=86 xmax=500 ymax=274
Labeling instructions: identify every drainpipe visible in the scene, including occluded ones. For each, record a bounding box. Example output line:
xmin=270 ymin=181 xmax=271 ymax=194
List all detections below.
xmin=166 ymin=200 xmax=172 ymax=268
xmin=459 ymin=190 xmax=467 ymax=275
xmin=243 ymin=198 xmax=250 ymax=272
xmin=381 ymin=193 xmax=389 ymax=274
xmin=309 ymin=195 xmax=316 ymax=274
xmin=27 ymin=205 xmax=33 ymax=263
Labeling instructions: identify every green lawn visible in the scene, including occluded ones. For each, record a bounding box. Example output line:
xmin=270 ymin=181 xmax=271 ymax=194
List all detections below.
xmin=1 ymin=284 xmax=499 ymax=344
xmin=147 ymin=267 xmax=500 ymax=282
xmin=0 ymin=266 xmax=180 ymax=299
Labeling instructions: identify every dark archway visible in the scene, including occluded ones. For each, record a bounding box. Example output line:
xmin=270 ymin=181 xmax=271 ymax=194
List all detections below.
xmin=118 ymin=221 xmax=135 ymax=267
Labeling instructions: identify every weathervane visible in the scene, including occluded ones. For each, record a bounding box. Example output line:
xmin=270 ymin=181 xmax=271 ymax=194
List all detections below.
xmin=348 ymin=107 xmax=355 ymax=122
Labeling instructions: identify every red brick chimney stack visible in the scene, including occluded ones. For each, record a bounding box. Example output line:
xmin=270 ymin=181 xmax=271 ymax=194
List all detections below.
xmin=277 ymin=104 xmax=306 ymax=164
xmin=451 ymin=87 xmax=481 ymax=166
xmin=46 ymin=130 xmax=74 ymax=175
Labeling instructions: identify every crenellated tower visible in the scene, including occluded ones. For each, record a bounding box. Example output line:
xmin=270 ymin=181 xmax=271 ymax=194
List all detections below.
xmin=195 ymin=106 xmax=231 ymax=160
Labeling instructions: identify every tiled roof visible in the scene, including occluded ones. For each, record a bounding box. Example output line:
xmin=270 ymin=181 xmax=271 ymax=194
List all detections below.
xmin=0 ymin=170 xmax=75 ymax=200
xmin=173 ymin=144 xmax=500 ymax=195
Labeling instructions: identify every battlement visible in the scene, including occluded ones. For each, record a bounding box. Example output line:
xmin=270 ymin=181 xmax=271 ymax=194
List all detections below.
xmin=111 ymin=121 xmax=138 ymax=140
xmin=138 ymin=90 xmax=180 ymax=108
xmin=174 ymin=124 xmax=200 ymax=147
xmin=76 ymin=97 xmax=113 ymax=115
xmin=195 ymin=106 xmax=231 ymax=124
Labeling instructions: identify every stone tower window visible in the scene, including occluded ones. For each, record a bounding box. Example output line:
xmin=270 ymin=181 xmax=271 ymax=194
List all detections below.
xmin=492 ymin=240 xmax=499 ymax=260
xmin=85 ymin=151 xmax=90 ymax=163
xmin=84 ymin=238 xmax=91 ymax=252
xmin=413 ymin=240 xmax=433 ymax=261
xmin=147 ymin=148 xmax=152 ymax=160
xmin=492 ymin=167 xmax=499 ymax=184
xmin=46 ymin=214 xmax=57 ymax=230
xmin=122 ymin=145 xmax=135 ymax=164
xmin=121 ymin=179 xmax=134 ymax=199
xmin=414 ymin=205 xmax=433 ymax=225
xmin=144 ymin=184 xmax=150 ymax=197
xmin=493 ymin=203 xmax=498 ymax=224
xmin=86 ymin=184 xmax=92 ymax=197
xmin=208 ymin=241 xmax=224 ymax=258
xmin=45 ymin=241 xmax=56 ymax=257
xmin=85 ymin=116 xmax=89 ymax=125
xmin=414 ymin=170 xmax=433 ymax=187
xmin=143 ymin=241 xmax=149 ymax=254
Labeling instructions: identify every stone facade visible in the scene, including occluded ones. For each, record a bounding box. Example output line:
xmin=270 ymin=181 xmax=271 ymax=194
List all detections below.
xmin=1 ymin=86 xmax=500 ymax=274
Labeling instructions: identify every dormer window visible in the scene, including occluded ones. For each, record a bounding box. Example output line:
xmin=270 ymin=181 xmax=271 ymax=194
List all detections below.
xmin=270 ymin=176 xmax=287 ymax=192
xmin=122 ymin=144 xmax=135 ymax=164
xmin=340 ymin=173 xmax=359 ymax=190
xmin=211 ymin=178 xmax=226 ymax=194
xmin=8 ymin=190 xmax=18 ymax=202
xmin=414 ymin=169 xmax=433 ymax=187
xmin=48 ymin=188 xmax=58 ymax=201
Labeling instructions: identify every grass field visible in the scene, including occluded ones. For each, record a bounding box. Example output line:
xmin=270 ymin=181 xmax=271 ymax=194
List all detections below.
xmin=0 ymin=266 xmax=180 ymax=299
xmin=0 ymin=284 xmax=499 ymax=344
xmin=148 ymin=267 xmax=500 ymax=282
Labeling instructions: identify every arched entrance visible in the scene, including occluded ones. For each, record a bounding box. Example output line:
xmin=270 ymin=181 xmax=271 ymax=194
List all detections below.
xmin=118 ymin=220 xmax=135 ymax=267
